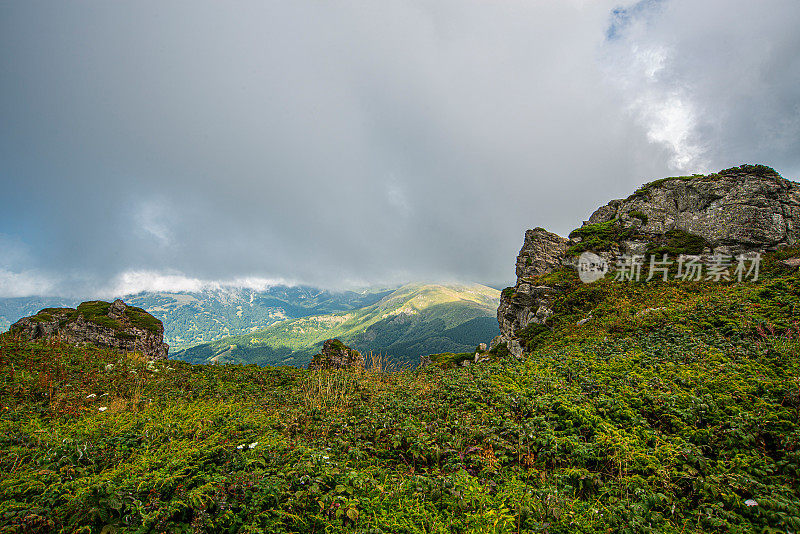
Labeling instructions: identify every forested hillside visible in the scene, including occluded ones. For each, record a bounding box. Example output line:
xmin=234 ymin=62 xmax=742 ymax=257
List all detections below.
xmin=174 ymin=283 xmax=501 ymax=367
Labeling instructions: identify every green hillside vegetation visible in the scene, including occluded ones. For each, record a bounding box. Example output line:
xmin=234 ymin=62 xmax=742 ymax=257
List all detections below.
xmin=174 ymin=283 xmax=501 ymax=367
xmin=1 ymin=248 xmax=798 ymax=532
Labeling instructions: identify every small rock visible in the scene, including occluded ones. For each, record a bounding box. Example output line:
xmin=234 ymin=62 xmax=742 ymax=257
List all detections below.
xmin=744 ymin=499 xmax=758 ymax=507
xmin=576 ymin=316 xmax=591 ymax=326
xmin=508 ymin=339 xmax=524 ymax=359
xmin=98 ymin=407 xmax=107 ymax=412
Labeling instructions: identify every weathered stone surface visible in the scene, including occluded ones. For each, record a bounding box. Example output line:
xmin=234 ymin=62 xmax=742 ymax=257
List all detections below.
xmin=308 ymin=338 xmax=364 ymax=370
xmin=496 ymin=227 xmax=569 ymax=343
xmin=9 ymin=299 xmax=169 ymax=360
xmin=515 ymin=228 xmax=570 ymax=279
xmin=585 ymin=165 xmax=800 ymax=255
xmin=497 ymin=284 xmax=561 ymax=340
xmin=492 ymin=165 xmax=800 ymax=360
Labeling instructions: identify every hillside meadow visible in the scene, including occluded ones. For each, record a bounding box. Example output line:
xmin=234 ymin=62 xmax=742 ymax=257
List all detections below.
xmin=1 ymin=249 xmax=799 ymax=533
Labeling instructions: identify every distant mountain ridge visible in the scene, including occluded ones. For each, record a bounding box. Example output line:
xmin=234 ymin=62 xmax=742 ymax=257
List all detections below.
xmin=0 ymin=285 xmax=394 ymax=351
xmin=123 ymin=285 xmax=394 ymax=350
xmin=173 ymin=283 xmax=500 ymax=367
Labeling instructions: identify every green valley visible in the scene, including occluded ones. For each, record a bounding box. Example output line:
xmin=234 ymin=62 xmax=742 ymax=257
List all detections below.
xmin=173 ymin=283 xmax=501 ymax=367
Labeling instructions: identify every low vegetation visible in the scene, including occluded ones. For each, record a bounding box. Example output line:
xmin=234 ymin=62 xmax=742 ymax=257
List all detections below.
xmin=1 ymin=249 xmax=799 ymax=532
xmin=645 ymin=229 xmax=711 ymax=258
xmin=566 ymin=218 xmax=633 ymax=256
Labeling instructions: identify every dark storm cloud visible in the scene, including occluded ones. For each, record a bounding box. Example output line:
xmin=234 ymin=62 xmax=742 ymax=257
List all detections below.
xmin=1 ymin=0 xmax=798 ymax=296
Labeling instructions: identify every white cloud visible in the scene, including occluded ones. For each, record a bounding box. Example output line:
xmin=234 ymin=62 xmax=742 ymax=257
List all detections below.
xmin=601 ymin=0 xmax=800 ymax=174
xmin=0 ymin=269 xmax=56 ymax=297
xmin=102 ymin=270 xmax=295 ymax=297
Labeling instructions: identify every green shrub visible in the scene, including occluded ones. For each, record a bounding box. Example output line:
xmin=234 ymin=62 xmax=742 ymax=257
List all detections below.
xmin=426 ymin=351 xmax=474 ymax=368
xmin=124 ymin=305 xmax=162 ymax=334
xmin=567 ymin=218 xmax=632 ymax=256
xmin=76 ymin=300 xmax=120 ymax=330
xmin=645 ymin=229 xmax=710 ymax=257
xmin=719 ymin=163 xmax=779 ymax=177
xmin=516 ymin=323 xmax=550 ymax=351
xmin=628 ymin=210 xmax=648 ymax=225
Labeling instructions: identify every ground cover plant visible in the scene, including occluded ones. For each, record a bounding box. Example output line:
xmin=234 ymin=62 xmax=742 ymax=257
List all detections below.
xmin=1 ymin=249 xmax=799 ymax=533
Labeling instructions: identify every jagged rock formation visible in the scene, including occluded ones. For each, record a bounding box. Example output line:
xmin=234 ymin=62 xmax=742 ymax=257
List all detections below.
xmin=515 ymin=228 xmax=571 ymax=279
xmin=582 ymin=164 xmax=800 ymax=257
xmin=496 ymin=228 xmax=569 ymax=342
xmin=493 ymin=164 xmax=800 ymax=354
xmin=9 ymin=299 xmax=169 ymax=360
xmin=308 ymin=338 xmax=364 ymax=370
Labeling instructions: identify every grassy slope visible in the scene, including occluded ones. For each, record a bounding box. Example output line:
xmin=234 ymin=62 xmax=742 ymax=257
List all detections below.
xmin=0 ymin=250 xmax=798 ymax=533
xmin=174 ymin=283 xmax=501 ymax=367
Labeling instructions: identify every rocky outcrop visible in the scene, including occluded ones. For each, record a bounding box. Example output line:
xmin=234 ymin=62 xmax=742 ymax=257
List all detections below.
xmin=515 ymin=228 xmax=571 ymax=279
xmin=583 ymin=165 xmax=800 ymax=256
xmin=497 ymin=228 xmax=568 ymax=341
xmin=308 ymin=338 xmax=364 ymax=370
xmin=9 ymin=299 xmax=169 ymax=360
xmin=492 ymin=164 xmax=800 ymax=357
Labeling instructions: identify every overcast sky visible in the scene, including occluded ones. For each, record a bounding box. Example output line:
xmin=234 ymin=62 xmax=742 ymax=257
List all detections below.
xmin=1 ymin=0 xmax=799 ymax=297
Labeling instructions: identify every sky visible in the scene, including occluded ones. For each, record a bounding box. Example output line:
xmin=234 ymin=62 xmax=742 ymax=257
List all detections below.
xmin=1 ymin=0 xmax=799 ymax=297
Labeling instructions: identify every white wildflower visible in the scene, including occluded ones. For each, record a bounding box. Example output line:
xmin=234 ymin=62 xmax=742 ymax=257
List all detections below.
xmin=744 ymin=499 xmax=758 ymax=507
xmin=98 ymin=407 xmax=107 ymax=412
xmin=249 ymin=442 xmax=258 ymax=449
xmin=236 ymin=444 xmax=245 ymax=450
xmin=86 ymin=394 xmax=96 ymax=399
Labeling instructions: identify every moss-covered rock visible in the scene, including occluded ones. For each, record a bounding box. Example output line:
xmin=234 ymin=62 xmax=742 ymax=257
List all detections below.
xmin=8 ymin=299 xmax=168 ymax=359
xmin=308 ymin=338 xmax=364 ymax=370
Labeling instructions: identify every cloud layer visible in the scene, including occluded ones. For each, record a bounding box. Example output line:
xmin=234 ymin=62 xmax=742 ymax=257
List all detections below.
xmin=1 ymin=0 xmax=798 ymax=296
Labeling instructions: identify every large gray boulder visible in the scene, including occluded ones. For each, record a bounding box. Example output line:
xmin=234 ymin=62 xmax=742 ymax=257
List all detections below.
xmin=9 ymin=299 xmax=169 ymax=360
xmin=584 ymin=165 xmax=800 ymax=255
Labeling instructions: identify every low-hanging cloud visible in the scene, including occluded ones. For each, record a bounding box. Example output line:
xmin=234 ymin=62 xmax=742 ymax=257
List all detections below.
xmin=1 ymin=0 xmax=798 ymax=297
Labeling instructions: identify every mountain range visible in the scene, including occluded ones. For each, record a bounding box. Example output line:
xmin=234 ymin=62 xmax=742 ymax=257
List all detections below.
xmin=173 ymin=283 xmax=500 ymax=367
xmin=1 ymin=283 xmax=500 ymax=367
